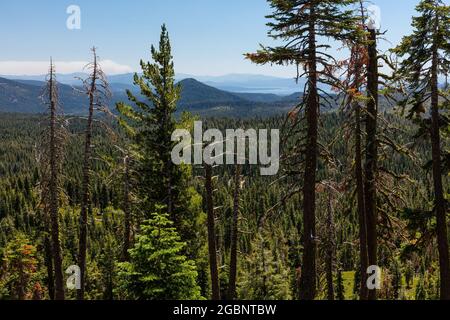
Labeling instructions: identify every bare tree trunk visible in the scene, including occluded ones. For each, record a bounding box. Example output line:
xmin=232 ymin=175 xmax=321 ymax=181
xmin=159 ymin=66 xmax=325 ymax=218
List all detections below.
xmin=48 ymin=70 xmax=65 ymax=300
xmin=122 ymin=155 xmax=131 ymax=262
xmin=43 ymin=228 xmax=54 ymax=300
xmin=77 ymin=54 xmax=97 ymax=300
xmin=228 ymin=164 xmax=240 ymax=300
xmin=355 ymin=101 xmax=369 ymax=300
xmin=205 ymin=164 xmax=220 ymax=300
xmin=325 ymin=185 xmax=335 ymax=300
xmin=430 ymin=30 xmax=450 ymax=300
xmin=299 ymin=5 xmax=318 ymax=300
xmin=365 ymin=29 xmax=378 ymax=301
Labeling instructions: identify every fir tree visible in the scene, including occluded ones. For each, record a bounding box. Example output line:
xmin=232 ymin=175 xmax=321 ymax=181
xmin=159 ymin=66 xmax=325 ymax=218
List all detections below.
xmin=117 ymin=25 xmax=181 ymax=217
xmin=336 ymin=269 xmax=345 ymax=300
xmin=116 ymin=208 xmax=202 ymax=300
xmin=116 ymin=25 xmax=198 ymax=246
xmin=394 ymin=0 xmax=450 ymax=299
xmin=246 ymin=0 xmax=359 ymax=300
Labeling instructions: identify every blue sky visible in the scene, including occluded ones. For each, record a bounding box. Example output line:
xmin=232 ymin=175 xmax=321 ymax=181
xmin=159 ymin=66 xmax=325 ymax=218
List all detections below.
xmin=0 ymin=0 xmax=429 ymax=77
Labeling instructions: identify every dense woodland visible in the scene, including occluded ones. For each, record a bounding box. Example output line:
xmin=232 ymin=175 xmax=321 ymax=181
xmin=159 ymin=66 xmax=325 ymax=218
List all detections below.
xmin=0 ymin=0 xmax=449 ymax=300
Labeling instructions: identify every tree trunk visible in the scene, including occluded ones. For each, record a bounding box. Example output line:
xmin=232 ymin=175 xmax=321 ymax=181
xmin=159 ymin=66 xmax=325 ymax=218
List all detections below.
xmin=205 ymin=164 xmax=220 ymax=300
xmin=228 ymin=164 xmax=240 ymax=300
xmin=325 ymin=185 xmax=335 ymax=300
xmin=43 ymin=228 xmax=54 ymax=300
xmin=431 ymin=30 xmax=450 ymax=300
xmin=122 ymin=155 xmax=131 ymax=262
xmin=299 ymin=5 xmax=318 ymax=300
xmin=77 ymin=55 xmax=97 ymax=300
xmin=355 ymin=101 xmax=369 ymax=300
xmin=365 ymin=28 xmax=378 ymax=301
xmin=49 ymin=67 xmax=65 ymax=300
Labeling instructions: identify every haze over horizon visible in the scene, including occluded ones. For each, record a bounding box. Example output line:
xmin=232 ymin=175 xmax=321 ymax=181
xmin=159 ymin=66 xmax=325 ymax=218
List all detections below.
xmin=1 ymin=0 xmax=424 ymax=77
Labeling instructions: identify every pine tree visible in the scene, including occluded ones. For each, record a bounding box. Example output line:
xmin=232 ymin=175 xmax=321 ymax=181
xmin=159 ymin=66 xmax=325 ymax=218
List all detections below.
xmin=394 ymin=0 xmax=450 ymax=299
xmin=238 ymin=233 xmax=292 ymax=300
xmin=337 ymin=1 xmax=370 ymax=299
xmin=364 ymin=14 xmax=379 ymax=302
xmin=246 ymin=0 xmax=358 ymax=300
xmin=116 ymin=208 xmax=202 ymax=300
xmin=117 ymin=25 xmax=193 ymax=240
xmin=336 ymin=269 xmax=345 ymax=300
xmin=0 ymin=233 xmax=38 ymax=300
xmin=117 ymin=25 xmax=180 ymax=216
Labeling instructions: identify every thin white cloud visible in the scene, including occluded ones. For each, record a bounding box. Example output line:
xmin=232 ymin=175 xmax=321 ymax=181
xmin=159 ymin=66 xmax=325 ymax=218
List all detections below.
xmin=0 ymin=60 xmax=133 ymax=75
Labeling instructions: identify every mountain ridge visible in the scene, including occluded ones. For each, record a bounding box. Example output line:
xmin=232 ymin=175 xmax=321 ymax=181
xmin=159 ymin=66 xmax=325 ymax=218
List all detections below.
xmin=0 ymin=76 xmax=301 ymax=117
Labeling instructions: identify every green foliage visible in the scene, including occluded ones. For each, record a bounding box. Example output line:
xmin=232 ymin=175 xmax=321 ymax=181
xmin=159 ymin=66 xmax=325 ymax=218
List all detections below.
xmin=394 ymin=0 xmax=450 ymax=118
xmin=116 ymin=208 xmax=202 ymax=300
xmin=0 ymin=233 xmax=40 ymax=300
xmin=238 ymin=232 xmax=292 ymax=300
xmin=335 ymin=269 xmax=345 ymax=300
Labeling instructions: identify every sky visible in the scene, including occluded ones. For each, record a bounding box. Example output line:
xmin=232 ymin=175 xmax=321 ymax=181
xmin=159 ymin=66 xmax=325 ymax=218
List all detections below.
xmin=0 ymin=0 xmax=430 ymax=77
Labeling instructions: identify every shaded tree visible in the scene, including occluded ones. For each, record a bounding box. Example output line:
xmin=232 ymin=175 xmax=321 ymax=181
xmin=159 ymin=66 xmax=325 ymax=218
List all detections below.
xmin=394 ymin=0 xmax=450 ymax=299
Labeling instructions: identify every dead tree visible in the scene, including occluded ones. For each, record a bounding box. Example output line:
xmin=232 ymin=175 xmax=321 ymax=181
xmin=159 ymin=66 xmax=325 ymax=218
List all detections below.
xmin=38 ymin=59 xmax=66 ymax=300
xmin=228 ymin=164 xmax=241 ymax=300
xmin=122 ymin=154 xmax=132 ymax=261
xmin=365 ymin=27 xmax=379 ymax=301
xmin=77 ymin=48 xmax=110 ymax=300
xmin=205 ymin=164 xmax=220 ymax=300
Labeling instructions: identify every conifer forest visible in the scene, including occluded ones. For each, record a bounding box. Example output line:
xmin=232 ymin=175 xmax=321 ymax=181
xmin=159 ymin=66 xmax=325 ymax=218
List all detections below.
xmin=0 ymin=0 xmax=449 ymax=303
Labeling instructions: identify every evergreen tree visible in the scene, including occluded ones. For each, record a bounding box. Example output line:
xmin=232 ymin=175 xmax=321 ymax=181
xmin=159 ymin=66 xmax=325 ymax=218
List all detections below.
xmin=364 ymin=9 xmax=379 ymax=302
xmin=116 ymin=25 xmax=199 ymax=247
xmin=238 ymin=233 xmax=292 ymax=300
xmin=117 ymin=25 xmax=181 ymax=217
xmin=336 ymin=269 xmax=345 ymax=300
xmin=116 ymin=208 xmax=202 ymax=300
xmin=0 ymin=233 xmax=38 ymax=300
xmin=394 ymin=0 xmax=450 ymax=299
xmin=247 ymin=0 xmax=359 ymax=300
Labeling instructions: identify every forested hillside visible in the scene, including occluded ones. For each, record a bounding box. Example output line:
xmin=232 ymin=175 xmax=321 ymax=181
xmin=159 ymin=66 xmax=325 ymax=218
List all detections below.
xmin=0 ymin=0 xmax=449 ymax=302
xmin=0 ymin=77 xmax=299 ymax=117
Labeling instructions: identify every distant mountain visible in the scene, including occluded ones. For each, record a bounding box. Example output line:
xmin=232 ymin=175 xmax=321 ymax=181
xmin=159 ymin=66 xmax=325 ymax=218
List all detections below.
xmin=178 ymin=78 xmax=244 ymax=107
xmin=0 ymin=77 xmax=87 ymax=114
xmin=2 ymin=73 xmax=87 ymax=86
xmin=0 ymin=76 xmax=302 ymax=117
xmin=177 ymin=73 xmax=304 ymax=95
xmin=2 ymin=73 xmax=307 ymax=95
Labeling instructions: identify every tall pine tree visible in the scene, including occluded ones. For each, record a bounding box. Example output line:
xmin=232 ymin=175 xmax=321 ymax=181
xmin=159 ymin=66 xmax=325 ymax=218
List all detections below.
xmin=394 ymin=0 xmax=450 ymax=299
xmin=247 ymin=0 xmax=358 ymax=300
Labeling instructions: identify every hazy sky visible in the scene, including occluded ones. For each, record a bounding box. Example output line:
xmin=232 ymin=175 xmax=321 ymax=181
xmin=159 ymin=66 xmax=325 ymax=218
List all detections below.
xmin=0 ymin=0 xmax=431 ymax=77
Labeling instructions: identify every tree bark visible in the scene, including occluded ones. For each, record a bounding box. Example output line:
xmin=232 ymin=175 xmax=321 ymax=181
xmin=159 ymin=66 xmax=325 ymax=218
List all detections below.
xmin=205 ymin=164 xmax=220 ymax=300
xmin=430 ymin=24 xmax=450 ymax=299
xmin=48 ymin=66 xmax=65 ymax=300
xmin=325 ymin=185 xmax=335 ymax=300
xmin=299 ymin=5 xmax=318 ymax=300
xmin=355 ymin=101 xmax=369 ymax=300
xmin=43 ymin=228 xmax=54 ymax=300
xmin=365 ymin=28 xmax=378 ymax=301
xmin=228 ymin=164 xmax=240 ymax=300
xmin=77 ymin=54 xmax=97 ymax=300
xmin=122 ymin=155 xmax=131 ymax=262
